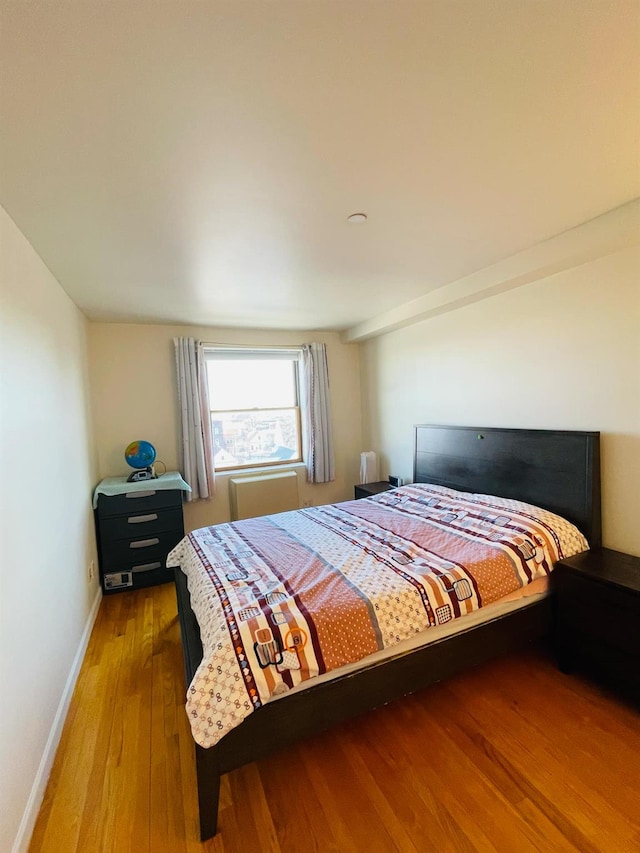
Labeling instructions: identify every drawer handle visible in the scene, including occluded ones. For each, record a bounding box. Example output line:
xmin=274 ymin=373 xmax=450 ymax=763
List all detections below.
xmin=132 ymin=562 xmax=162 ymax=573
xmin=127 ymin=513 xmax=158 ymax=524
xmin=129 ymin=538 xmax=159 ymax=549
xmin=125 ymin=490 xmax=156 ymax=499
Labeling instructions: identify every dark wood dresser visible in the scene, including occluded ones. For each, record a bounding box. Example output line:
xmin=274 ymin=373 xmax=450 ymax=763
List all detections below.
xmin=354 ymin=481 xmax=394 ymax=500
xmin=553 ymin=547 xmax=640 ymax=703
xmin=95 ymin=486 xmax=185 ymax=594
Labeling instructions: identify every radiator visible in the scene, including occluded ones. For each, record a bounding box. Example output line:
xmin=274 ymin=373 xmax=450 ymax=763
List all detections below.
xmin=229 ymin=470 xmax=299 ymax=521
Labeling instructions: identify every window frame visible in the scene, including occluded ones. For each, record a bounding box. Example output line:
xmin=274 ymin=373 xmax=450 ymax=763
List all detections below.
xmin=204 ymin=346 xmax=304 ymax=473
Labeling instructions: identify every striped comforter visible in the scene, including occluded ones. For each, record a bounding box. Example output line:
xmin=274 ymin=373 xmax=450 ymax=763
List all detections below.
xmin=167 ymin=483 xmax=588 ymax=748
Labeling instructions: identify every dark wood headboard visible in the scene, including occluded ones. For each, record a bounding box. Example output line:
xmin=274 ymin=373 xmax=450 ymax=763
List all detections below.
xmin=413 ymin=425 xmax=601 ymax=548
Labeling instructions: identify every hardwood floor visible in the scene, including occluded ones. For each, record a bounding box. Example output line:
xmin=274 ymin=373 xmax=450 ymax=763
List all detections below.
xmin=29 ymin=583 xmax=640 ymax=853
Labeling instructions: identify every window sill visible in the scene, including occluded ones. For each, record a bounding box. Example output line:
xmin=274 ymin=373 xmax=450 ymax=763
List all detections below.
xmin=216 ymin=462 xmax=306 ymax=478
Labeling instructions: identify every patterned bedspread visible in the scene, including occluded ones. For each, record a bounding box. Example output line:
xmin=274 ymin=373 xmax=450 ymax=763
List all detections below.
xmin=167 ymin=483 xmax=588 ymax=748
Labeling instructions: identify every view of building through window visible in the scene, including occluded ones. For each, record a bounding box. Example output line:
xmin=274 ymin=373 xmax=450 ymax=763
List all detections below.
xmin=205 ymin=352 xmax=302 ymax=470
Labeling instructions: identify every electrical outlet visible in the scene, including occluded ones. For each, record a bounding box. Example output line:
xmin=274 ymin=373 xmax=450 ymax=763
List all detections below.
xmin=88 ymin=560 xmax=95 ymax=583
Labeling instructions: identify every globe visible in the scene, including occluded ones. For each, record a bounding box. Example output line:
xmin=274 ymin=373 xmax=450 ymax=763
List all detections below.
xmin=124 ymin=440 xmax=157 ymax=470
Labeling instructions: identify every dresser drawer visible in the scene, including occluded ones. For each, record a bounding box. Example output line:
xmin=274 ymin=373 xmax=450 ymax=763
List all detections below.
xmin=97 ymin=488 xmax=182 ymax=518
xmin=100 ymin=528 xmax=184 ymax=570
xmin=556 ymin=570 xmax=639 ymax=610
xmin=99 ymin=507 xmax=184 ymax=542
xmin=555 ymin=572 xmax=640 ymax=651
xmin=557 ymin=602 xmax=639 ymax=650
xmin=103 ymin=564 xmax=175 ymax=594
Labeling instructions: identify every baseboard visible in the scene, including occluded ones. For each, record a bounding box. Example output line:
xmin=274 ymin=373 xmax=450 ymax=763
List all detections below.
xmin=12 ymin=586 xmax=103 ymax=853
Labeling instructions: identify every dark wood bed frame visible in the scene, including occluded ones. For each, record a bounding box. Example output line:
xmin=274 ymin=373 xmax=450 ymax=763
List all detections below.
xmin=174 ymin=425 xmax=601 ymax=840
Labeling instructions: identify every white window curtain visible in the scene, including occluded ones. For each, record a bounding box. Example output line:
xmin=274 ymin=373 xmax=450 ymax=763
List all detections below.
xmin=174 ymin=337 xmax=215 ymax=501
xmin=301 ymin=342 xmax=335 ymax=484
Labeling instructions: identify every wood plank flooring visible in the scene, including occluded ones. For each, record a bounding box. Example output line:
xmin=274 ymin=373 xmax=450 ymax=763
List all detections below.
xmin=29 ymin=582 xmax=640 ymax=852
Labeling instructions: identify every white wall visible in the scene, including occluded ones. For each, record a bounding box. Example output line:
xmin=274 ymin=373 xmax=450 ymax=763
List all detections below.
xmin=88 ymin=324 xmax=363 ymax=532
xmin=360 ymin=246 xmax=640 ymax=556
xmin=0 ymin=207 xmax=100 ymax=852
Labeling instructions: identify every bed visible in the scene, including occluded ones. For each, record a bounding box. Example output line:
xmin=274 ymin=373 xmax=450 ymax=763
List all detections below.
xmin=170 ymin=425 xmax=601 ymax=840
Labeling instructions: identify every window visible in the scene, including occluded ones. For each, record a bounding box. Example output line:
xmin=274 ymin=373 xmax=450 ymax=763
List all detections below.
xmin=205 ymin=347 xmax=302 ymax=471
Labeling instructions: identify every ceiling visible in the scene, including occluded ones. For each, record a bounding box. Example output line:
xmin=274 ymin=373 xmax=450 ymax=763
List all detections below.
xmin=1 ymin=1 xmax=639 ymax=333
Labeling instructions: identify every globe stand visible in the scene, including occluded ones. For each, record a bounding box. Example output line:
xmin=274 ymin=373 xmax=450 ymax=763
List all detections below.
xmin=126 ymin=466 xmax=157 ymax=483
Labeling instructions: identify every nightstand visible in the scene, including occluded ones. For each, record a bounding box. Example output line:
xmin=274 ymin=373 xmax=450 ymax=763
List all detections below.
xmin=553 ymin=548 xmax=640 ymax=702
xmin=354 ymin=481 xmax=395 ymax=500
xmin=94 ymin=472 xmax=189 ymax=594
